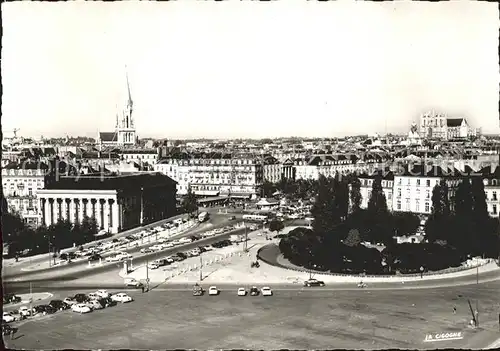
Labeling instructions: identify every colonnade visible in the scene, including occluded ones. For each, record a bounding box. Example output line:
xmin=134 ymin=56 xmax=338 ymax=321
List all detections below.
xmin=39 ymin=197 xmax=121 ymax=233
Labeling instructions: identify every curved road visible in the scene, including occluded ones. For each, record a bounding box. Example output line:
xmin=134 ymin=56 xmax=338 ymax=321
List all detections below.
xmin=3 ymin=214 xmax=241 ymax=280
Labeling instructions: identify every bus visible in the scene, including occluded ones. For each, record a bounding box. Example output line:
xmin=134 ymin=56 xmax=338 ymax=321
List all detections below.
xmin=242 ymin=213 xmax=269 ymax=222
xmin=198 ymin=211 xmax=209 ymax=222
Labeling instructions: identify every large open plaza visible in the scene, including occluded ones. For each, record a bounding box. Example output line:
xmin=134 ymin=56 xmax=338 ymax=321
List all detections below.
xmin=4 ymin=282 xmax=500 ymax=350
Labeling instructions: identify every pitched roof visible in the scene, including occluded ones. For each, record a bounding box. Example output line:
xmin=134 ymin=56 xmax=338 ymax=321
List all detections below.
xmin=446 ymin=118 xmax=465 ymax=127
xmin=98 ymin=132 xmax=117 ymax=142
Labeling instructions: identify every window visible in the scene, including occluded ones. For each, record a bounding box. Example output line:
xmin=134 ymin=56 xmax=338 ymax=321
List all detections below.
xmin=426 ymin=180 xmax=430 ymax=187
xmin=426 ymin=190 xmax=430 ymax=199
xmin=397 ymin=188 xmax=402 ymax=198
xmin=405 ymin=199 xmax=410 ymax=211
xmin=416 ymin=179 xmax=420 ymax=186
xmin=398 ymin=178 xmax=402 ymax=185
xmin=425 ymin=202 xmax=430 ymax=212
xmin=407 ymin=179 xmax=411 ymax=185
xmin=416 ymin=199 xmax=420 ymax=212
xmin=493 ymin=191 xmax=497 ymax=201
xmin=493 ymin=205 xmax=497 ymax=215
xmin=397 ymin=200 xmax=401 ymax=210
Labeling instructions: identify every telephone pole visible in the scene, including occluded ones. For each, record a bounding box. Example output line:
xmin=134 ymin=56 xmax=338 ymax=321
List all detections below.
xmin=146 ymin=259 xmax=149 ymax=292
xmin=243 ymin=222 xmax=248 ymax=252
xmin=199 ymin=255 xmax=203 ymax=282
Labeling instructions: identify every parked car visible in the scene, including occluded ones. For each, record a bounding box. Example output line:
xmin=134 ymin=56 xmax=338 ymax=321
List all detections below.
xmin=86 ymin=300 xmax=104 ymax=310
xmin=73 ymin=294 xmax=89 ymax=303
xmin=63 ymin=297 xmax=77 ymax=306
xmin=250 ymin=286 xmax=259 ymax=296
xmin=237 ymin=288 xmax=247 ymax=296
xmin=140 ymin=248 xmax=153 ymax=254
xmin=2 ymin=324 xmax=15 ymax=336
xmin=304 ymin=278 xmax=325 ymax=287
xmin=34 ymin=305 xmax=57 ymax=314
xmin=261 ymin=287 xmax=273 ymax=296
xmin=111 ymin=293 xmax=133 ymax=303
xmin=3 ymin=312 xmax=16 ymax=323
xmin=72 ymin=303 xmax=92 ymax=314
xmin=49 ymin=300 xmax=70 ymax=311
xmin=3 ymin=293 xmax=22 ymax=304
xmin=208 ymin=286 xmax=219 ymax=296
xmin=95 ymin=290 xmax=111 ymax=298
xmin=193 ymin=284 xmax=204 ymax=296
xmin=87 ymin=292 xmax=100 ymax=300
xmin=98 ymin=297 xmax=117 ymax=307
xmin=18 ymin=306 xmax=33 ymax=317
xmin=88 ymin=253 xmax=103 ymax=262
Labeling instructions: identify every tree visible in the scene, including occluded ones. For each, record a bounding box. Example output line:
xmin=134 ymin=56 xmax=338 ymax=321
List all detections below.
xmin=311 ymin=176 xmax=340 ymax=236
xmin=344 ymin=229 xmax=361 ymax=247
xmin=334 ymin=174 xmax=350 ymax=221
xmin=367 ymin=174 xmax=388 ymax=215
xmin=261 ymin=181 xmax=277 ymax=198
xmin=425 ymin=180 xmax=451 ymax=243
xmin=454 ymin=178 xmax=473 ymax=217
xmin=471 ymin=177 xmax=488 ymax=222
xmin=269 ymin=219 xmax=285 ymax=234
xmin=181 ymin=186 xmax=198 ymax=217
xmin=349 ymin=176 xmax=362 ymax=213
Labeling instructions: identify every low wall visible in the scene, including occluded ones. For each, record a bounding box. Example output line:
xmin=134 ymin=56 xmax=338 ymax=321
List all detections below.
xmin=257 ymin=244 xmax=496 ymax=282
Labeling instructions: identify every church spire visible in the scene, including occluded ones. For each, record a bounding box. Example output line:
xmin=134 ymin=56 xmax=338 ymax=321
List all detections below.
xmin=125 ymin=66 xmax=134 ymax=128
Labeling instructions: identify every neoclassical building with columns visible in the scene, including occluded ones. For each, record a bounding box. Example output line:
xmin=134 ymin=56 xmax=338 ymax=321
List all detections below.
xmin=37 ymin=173 xmax=177 ymax=234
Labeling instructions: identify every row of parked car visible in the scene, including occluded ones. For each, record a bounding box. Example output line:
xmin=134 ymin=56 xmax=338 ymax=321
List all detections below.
xmin=2 ymin=290 xmax=135 ymax=324
xmin=53 ymin=218 xmax=192 ymax=264
xmin=3 ymin=293 xmax=22 ymax=305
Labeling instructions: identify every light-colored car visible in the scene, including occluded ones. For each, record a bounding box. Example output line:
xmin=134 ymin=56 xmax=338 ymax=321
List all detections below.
xmin=105 ymin=255 xmax=120 ymax=262
xmin=208 ymin=286 xmax=219 ymax=296
xmin=95 ymin=290 xmax=110 ymax=298
xmin=261 ymin=287 xmax=273 ymax=296
xmin=87 ymin=292 xmax=99 ymax=300
xmin=140 ymin=248 xmax=153 ymax=254
xmin=124 ymin=278 xmax=143 ymax=288
xmin=203 ymin=245 xmax=213 ymax=251
xmin=3 ymin=312 xmax=16 ymax=323
xmin=237 ymin=288 xmax=247 ymax=296
xmin=63 ymin=297 xmax=77 ymax=306
xmin=72 ymin=303 xmax=92 ymax=314
xmin=86 ymin=300 xmax=104 ymax=310
xmin=111 ymin=293 xmax=133 ymax=303
xmin=18 ymin=306 xmax=33 ymax=317
xmin=150 ymin=245 xmax=163 ymax=251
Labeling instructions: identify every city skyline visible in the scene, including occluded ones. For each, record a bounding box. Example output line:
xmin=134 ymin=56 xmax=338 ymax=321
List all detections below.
xmin=2 ymin=2 xmax=499 ymax=140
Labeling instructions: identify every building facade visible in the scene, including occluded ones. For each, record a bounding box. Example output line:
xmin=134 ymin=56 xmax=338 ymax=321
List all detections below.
xmin=419 ymin=110 xmax=476 ymax=140
xmin=2 ymin=162 xmax=50 ymax=226
xmin=154 ymin=153 xmax=264 ymax=198
xmin=358 ymin=171 xmax=394 ymax=211
xmin=392 ymin=165 xmax=461 ymax=215
xmin=37 ymin=173 xmax=177 ymax=233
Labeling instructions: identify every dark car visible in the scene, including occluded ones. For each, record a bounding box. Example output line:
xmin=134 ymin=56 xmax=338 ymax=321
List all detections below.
xmin=3 ymin=293 xmax=21 ymax=304
xmin=88 ymin=253 xmax=103 ymax=261
xmin=304 ymin=279 xmax=325 ymax=287
xmin=176 ymin=252 xmax=187 ymax=260
xmin=34 ymin=305 xmax=57 ymax=314
xmin=2 ymin=324 xmax=16 ymax=336
xmin=49 ymin=299 xmax=70 ymax=311
xmin=99 ymin=297 xmax=117 ymax=307
xmin=73 ymin=294 xmax=89 ymax=303
xmin=250 ymin=286 xmax=259 ymax=296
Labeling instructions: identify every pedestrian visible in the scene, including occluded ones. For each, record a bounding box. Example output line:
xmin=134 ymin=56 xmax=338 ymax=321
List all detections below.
xmin=141 ymin=286 xmax=145 ymax=293
xmin=453 ymin=306 xmax=457 ymax=314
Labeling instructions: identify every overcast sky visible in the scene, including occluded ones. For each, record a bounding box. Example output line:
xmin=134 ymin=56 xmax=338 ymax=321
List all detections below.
xmin=2 ymin=1 xmax=499 ymax=139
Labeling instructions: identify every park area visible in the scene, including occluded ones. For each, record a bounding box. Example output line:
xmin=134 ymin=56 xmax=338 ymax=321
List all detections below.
xmin=5 ymin=281 xmax=500 ymax=350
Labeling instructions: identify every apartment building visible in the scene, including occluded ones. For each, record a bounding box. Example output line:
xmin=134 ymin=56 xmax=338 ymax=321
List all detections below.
xmin=392 ymin=165 xmax=462 ymax=215
xmin=293 ymin=155 xmax=357 ymax=180
xmin=358 ymin=171 xmax=394 ymax=211
xmin=118 ymin=149 xmax=158 ymax=166
xmin=2 ymin=162 xmax=50 ymax=226
xmin=479 ymin=165 xmax=500 ymax=218
xmin=154 ymin=152 xmax=263 ymax=198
